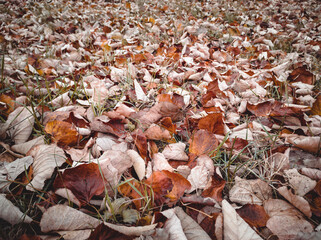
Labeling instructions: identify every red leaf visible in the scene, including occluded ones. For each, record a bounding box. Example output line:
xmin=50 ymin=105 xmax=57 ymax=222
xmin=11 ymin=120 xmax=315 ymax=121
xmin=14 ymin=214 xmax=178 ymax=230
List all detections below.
xmin=88 ymin=223 xmax=133 ymax=240
xmin=53 ymin=163 xmax=105 ymax=206
xmin=236 ymin=204 xmax=269 ymax=228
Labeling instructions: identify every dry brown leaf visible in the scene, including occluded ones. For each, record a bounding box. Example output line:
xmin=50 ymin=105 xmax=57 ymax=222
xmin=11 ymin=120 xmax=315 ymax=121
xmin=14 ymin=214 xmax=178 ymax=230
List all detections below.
xmin=144 ymin=124 xmax=171 ymax=140
xmin=40 ymin=205 xmax=101 ymax=233
xmin=277 ymin=186 xmax=312 ymax=217
xmin=0 ymin=194 xmax=33 ymax=225
xmin=229 ymin=176 xmax=272 ymax=205
xmin=285 ymin=169 xmax=316 ymax=196
xmin=201 ymin=172 xmax=226 ymax=202
xmin=264 ymin=199 xmax=313 ymax=239
xmin=26 ymin=144 xmax=66 ymax=191
xmin=53 ymin=163 xmax=105 ymax=206
xmin=222 ymin=200 xmax=263 ymax=240
xmin=311 ymin=94 xmax=321 ymax=116
xmin=189 ymin=129 xmax=218 ymax=160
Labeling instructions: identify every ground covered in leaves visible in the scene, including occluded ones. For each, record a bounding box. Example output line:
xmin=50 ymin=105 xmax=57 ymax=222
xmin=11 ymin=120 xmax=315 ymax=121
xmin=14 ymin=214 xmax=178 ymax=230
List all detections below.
xmin=0 ymin=0 xmax=321 ymax=239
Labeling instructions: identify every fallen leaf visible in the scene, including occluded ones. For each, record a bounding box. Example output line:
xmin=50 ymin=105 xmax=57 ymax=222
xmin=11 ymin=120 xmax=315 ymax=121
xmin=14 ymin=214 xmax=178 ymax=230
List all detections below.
xmin=162 ymin=142 xmax=188 ymax=161
xmin=284 ymin=168 xmax=316 ymax=196
xmin=2 ymin=107 xmax=35 ymax=144
xmin=161 ymin=207 xmax=211 ymax=240
xmin=189 ymin=129 xmax=218 ymax=160
xmin=229 ymin=176 xmax=273 ymax=205
xmin=53 ymin=163 xmax=105 ymax=206
xmin=0 ymin=156 xmax=33 ymax=193
xmin=144 ymin=124 xmax=171 ymax=140
xmin=264 ymin=199 xmax=313 ymax=239
xmin=201 ymin=172 xmax=226 ymax=202
xmin=222 ymin=200 xmax=263 ymax=240
xmin=236 ymin=204 xmax=269 ymax=228
xmin=145 ymin=170 xmax=191 ymax=206
xmin=26 ymin=144 xmax=66 ymax=191
xmin=89 ymin=223 xmax=133 ymax=240
xmin=187 ymin=165 xmax=209 ymax=193
xmin=277 ymin=186 xmax=312 ymax=217
xmin=45 ymin=120 xmax=80 ymax=147
xmin=285 ymin=134 xmax=321 ymax=154
xmin=198 ymin=113 xmax=225 ymax=135
xmin=131 ymin=129 xmax=148 ymax=161
xmin=152 ymin=153 xmax=174 ymax=172
xmin=311 ymin=94 xmax=321 ymax=116
xmin=0 ymin=194 xmax=33 ymax=225
xmin=127 ymin=149 xmax=146 ymax=181
xmin=40 ymin=205 xmax=101 ymax=233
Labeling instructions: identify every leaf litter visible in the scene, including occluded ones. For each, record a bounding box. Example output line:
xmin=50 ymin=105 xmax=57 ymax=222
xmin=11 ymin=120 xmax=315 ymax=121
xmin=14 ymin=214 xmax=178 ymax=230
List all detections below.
xmin=0 ymin=0 xmax=321 ymax=239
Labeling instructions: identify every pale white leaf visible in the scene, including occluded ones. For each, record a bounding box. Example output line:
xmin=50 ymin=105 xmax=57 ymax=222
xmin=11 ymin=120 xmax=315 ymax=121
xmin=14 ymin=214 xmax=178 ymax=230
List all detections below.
xmin=161 ymin=208 xmax=187 ymax=240
xmin=187 ymin=165 xmax=209 ymax=193
xmin=277 ymin=186 xmax=312 ymax=217
xmin=285 ymin=169 xmax=316 ymax=196
xmin=134 ymin=79 xmax=148 ymax=101
xmin=162 ymin=142 xmax=188 ymax=161
xmin=26 ymin=144 xmax=66 ymax=191
xmin=104 ymin=221 xmax=157 ymax=236
xmin=127 ymin=149 xmax=146 ymax=180
xmin=0 ymin=156 xmax=33 ymax=192
xmin=40 ymin=205 xmax=101 ymax=232
xmin=152 ymin=153 xmax=174 ymax=172
xmin=57 ymin=230 xmax=92 ymax=240
xmin=5 ymin=107 xmax=35 ymax=144
xmin=11 ymin=136 xmax=45 ymax=154
xmin=0 ymin=194 xmax=32 ymax=224
xmin=229 ymin=176 xmax=272 ymax=205
xmin=222 ymin=200 xmax=263 ymax=240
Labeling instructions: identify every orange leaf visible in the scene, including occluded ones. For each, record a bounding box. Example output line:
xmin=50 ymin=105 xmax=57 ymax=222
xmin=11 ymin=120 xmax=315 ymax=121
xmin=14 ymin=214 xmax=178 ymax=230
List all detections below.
xmin=236 ymin=204 xmax=269 ymax=228
xmin=198 ymin=113 xmax=225 ymax=135
xmin=145 ymin=170 xmax=191 ymax=206
xmin=118 ymin=179 xmax=147 ymax=210
xmin=189 ymin=130 xmax=218 ymax=158
xmin=45 ymin=120 xmax=80 ymax=146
